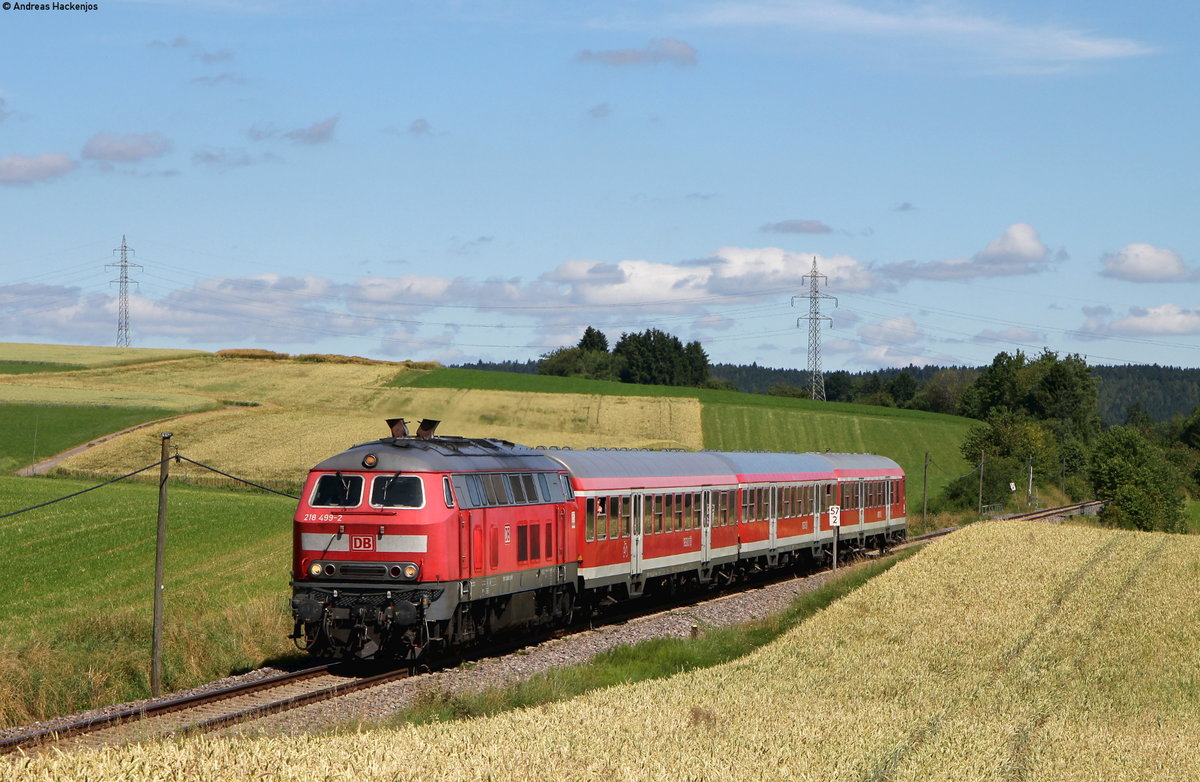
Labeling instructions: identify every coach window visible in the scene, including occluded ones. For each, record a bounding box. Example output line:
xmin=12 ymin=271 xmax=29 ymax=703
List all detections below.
xmin=620 ymin=496 xmax=632 ymax=538
xmin=662 ymin=494 xmax=674 ymax=532
xmin=585 ymin=498 xmax=596 ymax=542
xmin=595 ymin=497 xmax=608 ymax=541
xmin=607 ymin=497 xmax=620 ymax=540
xmin=653 ymin=495 xmax=664 ymax=534
xmin=681 ymin=494 xmax=692 ymax=531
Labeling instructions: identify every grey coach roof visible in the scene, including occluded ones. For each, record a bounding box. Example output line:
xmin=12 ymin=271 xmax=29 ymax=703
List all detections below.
xmin=544 ymin=449 xmax=736 ymax=480
xmin=710 ymin=451 xmax=836 ymax=479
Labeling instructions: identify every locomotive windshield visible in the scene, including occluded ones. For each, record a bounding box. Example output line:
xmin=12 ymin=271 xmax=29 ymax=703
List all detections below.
xmin=371 ymin=474 xmax=425 ymax=508
xmin=311 ymin=473 xmax=363 ymax=507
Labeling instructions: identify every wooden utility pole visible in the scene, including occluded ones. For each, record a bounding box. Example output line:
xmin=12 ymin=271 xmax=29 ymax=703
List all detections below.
xmin=151 ymin=432 xmax=172 ymax=697
xmin=977 ymin=452 xmax=985 ymax=518
xmin=922 ymin=451 xmax=930 ymax=527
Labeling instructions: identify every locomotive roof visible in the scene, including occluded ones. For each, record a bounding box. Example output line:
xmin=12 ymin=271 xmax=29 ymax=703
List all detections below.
xmin=313 ymin=437 xmax=565 ymax=474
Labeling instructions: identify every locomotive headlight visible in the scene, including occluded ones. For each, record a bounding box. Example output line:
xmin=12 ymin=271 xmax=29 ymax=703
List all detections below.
xmin=402 ymin=564 xmax=418 ymax=580
xmin=309 ymin=562 xmax=323 ymax=577
xmin=362 ymin=453 xmax=378 ymax=468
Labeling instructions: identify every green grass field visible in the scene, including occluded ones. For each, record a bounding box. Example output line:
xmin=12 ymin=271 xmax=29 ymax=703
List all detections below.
xmin=0 ymin=475 xmax=297 ymax=726
xmin=0 ymin=361 xmax=85 ymax=375
xmin=0 ymin=404 xmax=175 ymax=474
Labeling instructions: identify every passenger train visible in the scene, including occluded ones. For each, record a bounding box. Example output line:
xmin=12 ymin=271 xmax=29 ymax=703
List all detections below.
xmin=289 ymin=420 xmax=906 ymax=659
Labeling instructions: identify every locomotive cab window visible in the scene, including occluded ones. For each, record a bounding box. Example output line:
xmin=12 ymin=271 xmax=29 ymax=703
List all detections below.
xmin=370 ymin=475 xmax=424 ymax=508
xmin=311 ymin=473 xmax=364 ymax=508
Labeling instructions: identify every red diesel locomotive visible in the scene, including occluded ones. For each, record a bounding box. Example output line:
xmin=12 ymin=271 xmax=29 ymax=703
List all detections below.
xmin=290 ymin=421 xmax=906 ymax=660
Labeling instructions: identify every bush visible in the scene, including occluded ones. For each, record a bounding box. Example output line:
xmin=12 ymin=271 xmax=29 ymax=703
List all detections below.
xmin=1089 ymin=427 xmax=1186 ymax=533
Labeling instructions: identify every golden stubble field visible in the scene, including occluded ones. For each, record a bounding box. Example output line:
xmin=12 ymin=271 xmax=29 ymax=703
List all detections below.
xmin=7 ymin=522 xmax=1200 ymax=782
xmin=1 ymin=356 xmax=704 ymax=482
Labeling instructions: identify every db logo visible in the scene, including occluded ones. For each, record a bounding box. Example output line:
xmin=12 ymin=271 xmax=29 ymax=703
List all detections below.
xmin=350 ymin=535 xmax=375 ymax=552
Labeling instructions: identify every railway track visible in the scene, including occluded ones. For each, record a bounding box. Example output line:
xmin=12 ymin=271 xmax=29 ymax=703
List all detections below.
xmin=0 ymin=662 xmax=410 ymax=756
xmin=899 ymin=499 xmax=1104 ymax=548
xmin=2 ymin=500 xmax=1102 ymax=757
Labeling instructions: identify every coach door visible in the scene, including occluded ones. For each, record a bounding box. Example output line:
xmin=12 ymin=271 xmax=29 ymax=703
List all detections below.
xmin=701 ymin=489 xmax=713 ymax=563
xmin=769 ymin=485 xmax=779 ymax=551
xmin=630 ymin=492 xmax=644 ymax=577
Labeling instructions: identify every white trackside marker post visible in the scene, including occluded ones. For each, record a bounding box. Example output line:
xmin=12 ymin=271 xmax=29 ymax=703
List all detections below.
xmin=829 ymin=505 xmax=841 ymax=571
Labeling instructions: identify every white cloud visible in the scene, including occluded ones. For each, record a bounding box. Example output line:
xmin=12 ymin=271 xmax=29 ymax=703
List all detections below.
xmin=708 ymin=246 xmax=888 ymax=294
xmin=193 ymin=147 xmax=278 ymax=169
xmin=284 ymin=116 xmax=339 ymax=144
xmin=577 ymin=38 xmax=698 ymax=67
xmin=974 ymin=326 xmax=1041 ymax=344
xmin=1101 ymin=243 xmax=1190 ymax=282
xmin=1110 ymin=304 xmax=1200 ymax=336
xmin=882 ymin=223 xmax=1051 ymax=281
xmin=191 ymin=72 xmax=247 ymax=87
xmin=82 ymin=132 xmax=173 ymax=163
xmin=684 ymin=1 xmax=1153 ymax=72
xmin=760 ymin=219 xmax=832 ymax=234
xmin=0 ymin=153 xmax=78 ymax=184
xmin=858 ymin=316 xmax=922 ymax=346
xmin=693 ymin=312 xmax=735 ymax=331
xmin=1076 ymin=303 xmax=1200 ymax=338
xmin=251 ymin=116 xmax=340 ymax=144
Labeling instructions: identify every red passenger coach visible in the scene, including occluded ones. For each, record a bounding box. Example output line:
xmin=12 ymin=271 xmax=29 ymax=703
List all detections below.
xmin=290 ymin=423 xmax=905 ymax=661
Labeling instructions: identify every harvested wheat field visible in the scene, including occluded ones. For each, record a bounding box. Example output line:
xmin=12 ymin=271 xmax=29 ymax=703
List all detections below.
xmin=55 ymin=391 xmax=704 ymax=485
xmin=0 ymin=342 xmax=208 ymax=368
xmin=27 ymin=356 xmax=703 ymax=483
xmin=8 ymin=521 xmax=1199 ymax=781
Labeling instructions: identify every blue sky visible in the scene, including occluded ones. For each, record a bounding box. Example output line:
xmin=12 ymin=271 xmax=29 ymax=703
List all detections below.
xmin=1 ymin=0 xmax=1197 ymax=372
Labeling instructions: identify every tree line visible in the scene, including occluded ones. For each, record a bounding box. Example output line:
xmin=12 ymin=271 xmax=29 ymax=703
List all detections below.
xmin=536 ymin=326 xmax=713 ymax=388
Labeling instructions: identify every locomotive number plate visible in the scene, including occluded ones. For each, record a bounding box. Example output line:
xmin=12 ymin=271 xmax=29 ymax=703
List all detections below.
xmin=350 ymin=535 xmax=376 ymax=552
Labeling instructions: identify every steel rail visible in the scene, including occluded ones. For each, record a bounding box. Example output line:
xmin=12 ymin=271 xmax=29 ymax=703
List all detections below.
xmin=0 ymin=663 xmax=339 ymax=756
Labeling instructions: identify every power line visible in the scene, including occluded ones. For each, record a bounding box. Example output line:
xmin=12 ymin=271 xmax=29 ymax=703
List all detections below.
xmin=105 ymin=236 xmax=141 ymax=348
xmin=792 ymin=256 xmax=837 ymax=401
